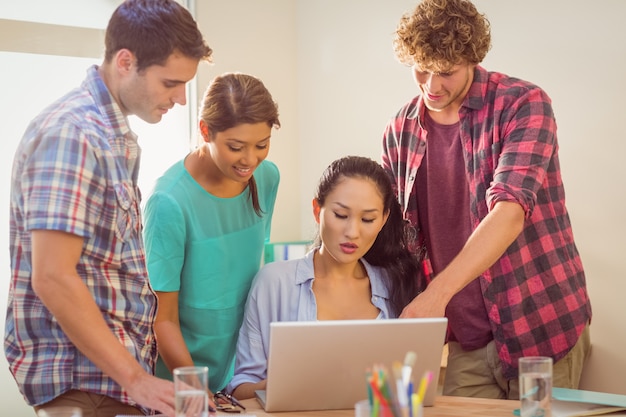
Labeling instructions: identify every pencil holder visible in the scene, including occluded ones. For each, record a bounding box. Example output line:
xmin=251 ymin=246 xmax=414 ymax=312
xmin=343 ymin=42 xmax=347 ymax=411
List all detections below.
xmin=355 ymin=399 xmax=423 ymax=417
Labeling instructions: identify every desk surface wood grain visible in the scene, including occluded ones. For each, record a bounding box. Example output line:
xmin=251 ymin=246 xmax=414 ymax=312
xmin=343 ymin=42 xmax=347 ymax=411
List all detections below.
xmin=236 ymin=395 xmax=518 ymax=417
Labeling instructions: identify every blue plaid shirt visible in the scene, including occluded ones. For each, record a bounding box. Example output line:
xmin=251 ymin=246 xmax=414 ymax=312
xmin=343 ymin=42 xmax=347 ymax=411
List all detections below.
xmin=5 ymin=65 xmax=158 ymax=411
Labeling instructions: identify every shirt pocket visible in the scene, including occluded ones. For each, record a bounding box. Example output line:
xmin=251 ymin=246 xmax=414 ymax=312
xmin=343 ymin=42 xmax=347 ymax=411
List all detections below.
xmin=114 ymin=181 xmax=141 ymax=242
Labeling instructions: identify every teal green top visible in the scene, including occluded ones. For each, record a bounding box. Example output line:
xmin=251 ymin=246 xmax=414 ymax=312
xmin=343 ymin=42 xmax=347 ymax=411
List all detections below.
xmin=143 ymin=158 xmax=280 ymax=392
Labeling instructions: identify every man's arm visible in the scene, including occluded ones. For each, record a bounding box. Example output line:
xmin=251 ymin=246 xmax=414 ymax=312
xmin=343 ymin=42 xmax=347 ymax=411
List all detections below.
xmin=400 ymin=201 xmax=525 ymax=318
xmin=31 ymin=229 xmax=176 ymax=416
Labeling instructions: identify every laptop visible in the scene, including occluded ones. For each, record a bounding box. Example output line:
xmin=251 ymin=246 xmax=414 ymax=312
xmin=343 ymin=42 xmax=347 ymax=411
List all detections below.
xmin=255 ymin=317 xmax=448 ymax=412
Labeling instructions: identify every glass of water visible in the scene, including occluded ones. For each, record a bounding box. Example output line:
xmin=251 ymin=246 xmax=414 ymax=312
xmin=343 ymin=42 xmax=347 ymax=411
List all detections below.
xmin=174 ymin=366 xmax=209 ymax=417
xmin=519 ymin=356 xmax=553 ymax=417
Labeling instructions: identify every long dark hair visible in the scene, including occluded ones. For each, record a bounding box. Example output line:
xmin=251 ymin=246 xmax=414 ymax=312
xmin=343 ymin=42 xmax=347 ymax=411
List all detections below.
xmin=314 ymin=156 xmax=423 ymax=316
xmin=199 ymin=73 xmax=280 ymax=216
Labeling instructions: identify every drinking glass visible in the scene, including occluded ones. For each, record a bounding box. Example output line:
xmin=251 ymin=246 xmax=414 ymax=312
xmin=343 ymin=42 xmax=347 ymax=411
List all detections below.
xmin=174 ymin=366 xmax=209 ymax=417
xmin=519 ymin=356 xmax=552 ymax=417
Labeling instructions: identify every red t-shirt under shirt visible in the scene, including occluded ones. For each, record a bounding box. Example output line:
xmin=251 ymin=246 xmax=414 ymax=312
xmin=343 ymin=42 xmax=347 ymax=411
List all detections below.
xmin=415 ymin=110 xmax=492 ymax=351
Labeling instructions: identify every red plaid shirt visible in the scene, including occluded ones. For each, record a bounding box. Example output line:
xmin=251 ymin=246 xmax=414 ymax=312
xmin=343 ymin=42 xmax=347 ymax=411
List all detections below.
xmin=381 ymin=65 xmax=592 ymax=379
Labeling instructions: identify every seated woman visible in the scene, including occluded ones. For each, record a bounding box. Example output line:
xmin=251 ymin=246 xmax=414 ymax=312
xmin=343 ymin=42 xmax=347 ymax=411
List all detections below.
xmin=226 ymin=155 xmax=423 ymax=399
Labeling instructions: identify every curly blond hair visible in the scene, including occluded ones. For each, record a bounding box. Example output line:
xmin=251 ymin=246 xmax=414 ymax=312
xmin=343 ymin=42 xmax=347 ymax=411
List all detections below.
xmin=394 ymin=0 xmax=491 ymax=72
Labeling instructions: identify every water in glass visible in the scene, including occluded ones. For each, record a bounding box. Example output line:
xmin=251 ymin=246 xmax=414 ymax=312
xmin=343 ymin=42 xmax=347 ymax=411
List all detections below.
xmin=175 ymin=388 xmax=208 ymax=417
xmin=520 ymin=371 xmax=552 ymax=417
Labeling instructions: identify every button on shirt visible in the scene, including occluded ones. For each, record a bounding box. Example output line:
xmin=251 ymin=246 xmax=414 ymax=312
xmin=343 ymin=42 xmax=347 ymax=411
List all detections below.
xmin=227 ymin=250 xmax=393 ymax=392
xmin=381 ymin=65 xmax=592 ymax=379
xmin=5 ymin=65 xmax=157 ymax=410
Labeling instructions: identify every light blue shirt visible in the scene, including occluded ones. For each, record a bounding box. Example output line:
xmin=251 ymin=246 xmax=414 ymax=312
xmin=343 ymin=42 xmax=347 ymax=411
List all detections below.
xmin=227 ymin=250 xmax=394 ymax=392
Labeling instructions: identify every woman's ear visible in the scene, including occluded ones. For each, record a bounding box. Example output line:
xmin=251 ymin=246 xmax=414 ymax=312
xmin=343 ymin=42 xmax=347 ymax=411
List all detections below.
xmin=199 ymin=120 xmax=210 ymax=142
xmin=312 ymin=198 xmax=321 ymax=224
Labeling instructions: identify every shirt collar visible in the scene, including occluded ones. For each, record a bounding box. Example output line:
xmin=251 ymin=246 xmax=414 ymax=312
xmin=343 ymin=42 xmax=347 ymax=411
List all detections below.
xmin=296 ymin=249 xmax=389 ymax=299
xmin=83 ymin=65 xmax=134 ymax=141
xmin=463 ymin=65 xmax=489 ymax=111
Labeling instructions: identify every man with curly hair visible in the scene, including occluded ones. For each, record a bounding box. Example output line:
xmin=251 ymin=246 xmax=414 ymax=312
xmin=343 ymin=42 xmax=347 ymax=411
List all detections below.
xmin=382 ymin=0 xmax=592 ymax=399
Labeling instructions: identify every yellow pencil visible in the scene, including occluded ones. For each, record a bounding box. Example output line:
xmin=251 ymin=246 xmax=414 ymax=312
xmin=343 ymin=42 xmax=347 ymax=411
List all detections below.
xmin=416 ymin=371 xmax=433 ymax=404
xmin=411 ymin=392 xmax=420 ymax=417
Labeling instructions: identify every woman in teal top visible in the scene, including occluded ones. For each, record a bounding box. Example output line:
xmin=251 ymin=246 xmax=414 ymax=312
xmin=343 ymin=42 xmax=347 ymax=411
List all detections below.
xmin=143 ymin=72 xmax=280 ymax=393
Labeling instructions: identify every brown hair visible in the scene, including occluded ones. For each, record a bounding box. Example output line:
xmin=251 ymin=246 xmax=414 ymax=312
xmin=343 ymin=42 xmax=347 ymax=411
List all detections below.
xmin=394 ymin=0 xmax=491 ymax=72
xmin=104 ymin=0 xmax=212 ymax=71
xmin=199 ymin=73 xmax=280 ymax=216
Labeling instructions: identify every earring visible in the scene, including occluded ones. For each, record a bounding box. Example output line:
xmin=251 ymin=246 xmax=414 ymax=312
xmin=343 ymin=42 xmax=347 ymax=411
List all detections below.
xmin=200 ymin=124 xmax=209 ymax=139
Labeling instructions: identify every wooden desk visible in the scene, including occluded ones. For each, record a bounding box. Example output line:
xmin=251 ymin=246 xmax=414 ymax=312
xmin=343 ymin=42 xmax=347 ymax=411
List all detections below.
xmin=237 ymin=395 xmax=518 ymax=416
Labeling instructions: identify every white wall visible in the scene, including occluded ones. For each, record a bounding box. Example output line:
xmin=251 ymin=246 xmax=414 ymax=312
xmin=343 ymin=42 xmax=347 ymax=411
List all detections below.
xmin=195 ymin=0 xmax=301 ymax=242
xmin=294 ymin=0 xmax=419 ymax=239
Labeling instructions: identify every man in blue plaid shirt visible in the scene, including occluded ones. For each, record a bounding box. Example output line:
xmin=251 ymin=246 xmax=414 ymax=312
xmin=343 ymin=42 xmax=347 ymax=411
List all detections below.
xmin=5 ymin=1 xmax=212 ymax=415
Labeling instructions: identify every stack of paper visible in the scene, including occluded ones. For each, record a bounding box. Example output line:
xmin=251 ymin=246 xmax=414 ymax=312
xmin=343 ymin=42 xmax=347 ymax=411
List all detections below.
xmin=551 ymin=388 xmax=626 ymax=417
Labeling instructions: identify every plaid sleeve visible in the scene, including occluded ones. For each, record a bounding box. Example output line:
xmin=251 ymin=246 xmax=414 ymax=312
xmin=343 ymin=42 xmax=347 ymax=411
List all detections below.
xmin=22 ymin=121 xmax=105 ymax=238
xmin=486 ymin=84 xmax=557 ymax=218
